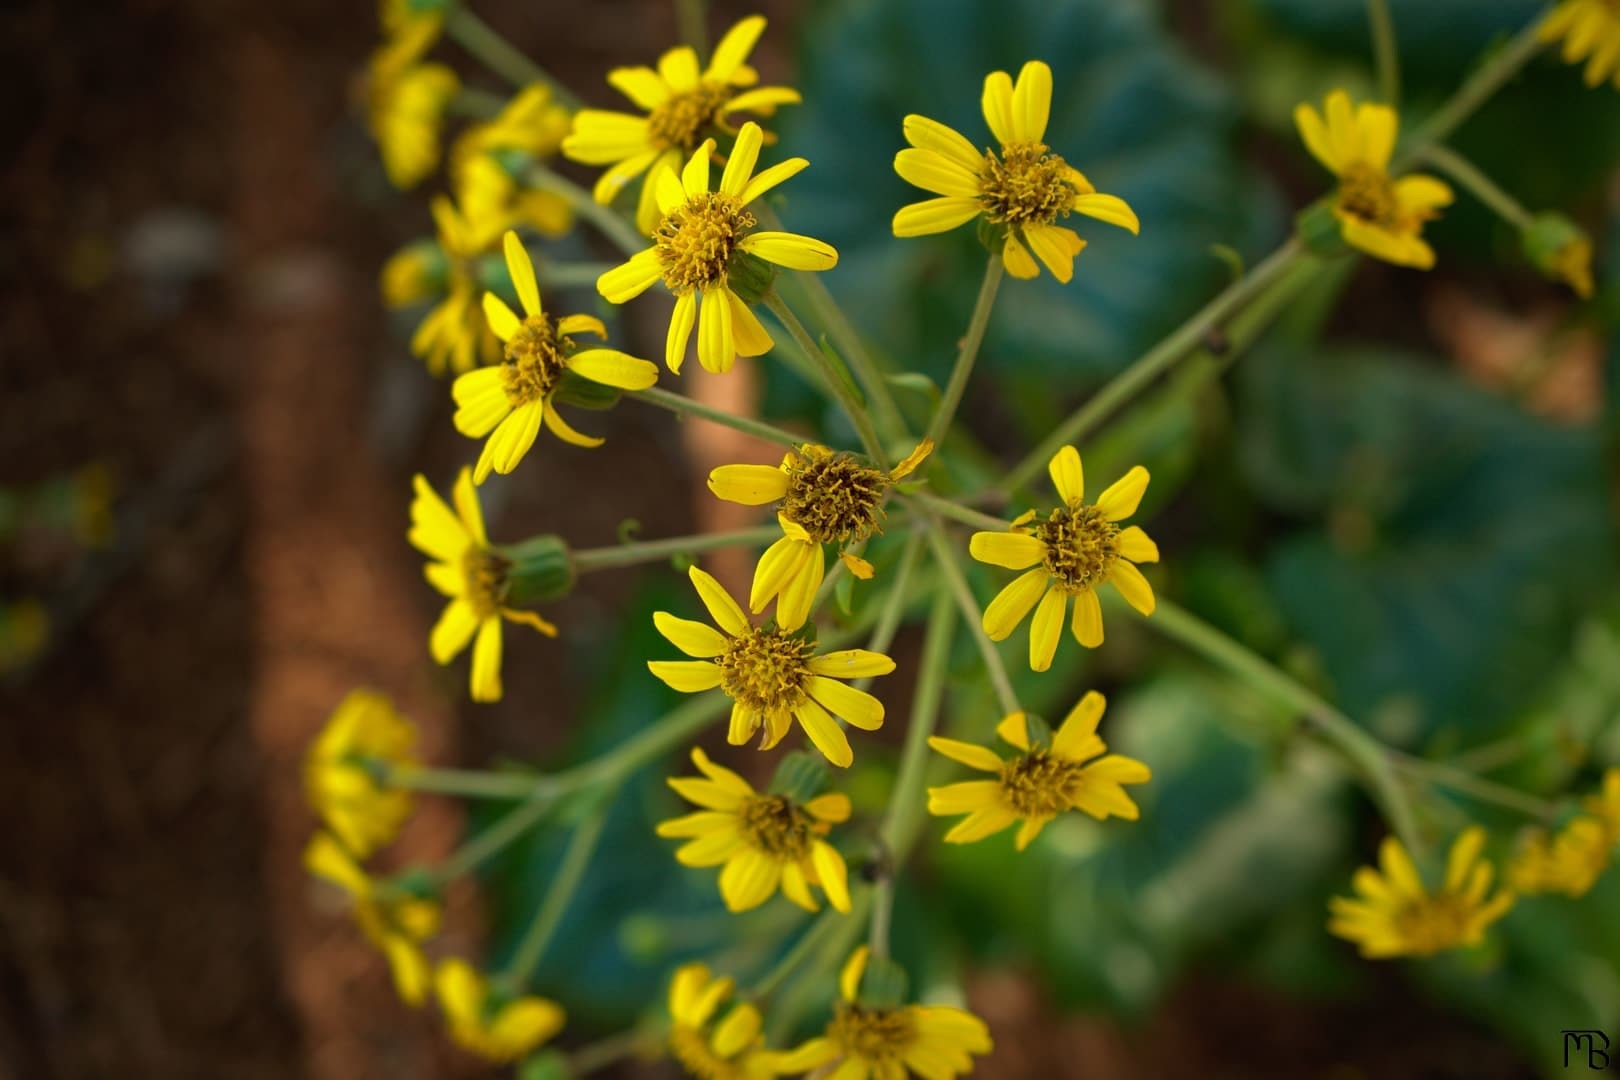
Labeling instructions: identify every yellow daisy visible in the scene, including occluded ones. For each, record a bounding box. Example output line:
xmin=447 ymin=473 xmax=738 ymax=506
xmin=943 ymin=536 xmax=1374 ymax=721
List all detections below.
xmin=708 ymin=440 xmax=933 ymax=632
xmin=380 ymin=238 xmax=442 ymax=309
xmin=597 ymin=122 xmax=838 ymax=376
xmin=452 ymin=232 xmax=659 ymax=482
xmin=764 ymin=946 xmax=992 ymax=1080
xmin=892 ymin=60 xmax=1140 ymax=282
xmin=1328 ymin=827 xmax=1516 ymax=959
xmin=1512 ymin=767 xmax=1620 ymax=898
xmin=304 ymin=831 xmax=439 ymax=1006
xmin=405 ymin=193 xmax=505 ymax=377
xmin=647 ymin=565 xmax=895 ymax=767
xmin=667 ymin=963 xmax=786 ymax=1079
xmin=434 ymin=958 xmax=565 ymax=1063
xmin=367 ymin=18 xmax=459 ymax=190
xmin=562 ymin=15 xmax=801 ymax=234
xmin=304 ymin=688 xmax=417 ymax=859
xmin=969 ymin=445 xmax=1158 ymax=670
xmin=451 ymin=84 xmax=574 ymax=239
xmin=927 ymin=692 xmax=1151 ymax=850
xmin=1541 ymin=0 xmax=1620 ymax=89
xmin=657 ymin=747 xmax=853 ymax=913
xmin=408 ymin=468 xmax=558 ymax=703
xmin=1294 ymin=89 xmax=1453 ymax=270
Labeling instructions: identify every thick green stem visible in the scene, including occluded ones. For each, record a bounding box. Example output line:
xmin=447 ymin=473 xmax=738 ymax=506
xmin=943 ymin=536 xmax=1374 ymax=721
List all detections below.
xmin=382 ymin=763 xmax=536 ymax=799
xmin=675 ymin=0 xmax=709 ymax=60
xmin=429 ymin=792 xmax=554 ymax=886
xmin=1001 ymin=240 xmax=1303 ymax=494
xmin=923 ymin=521 xmax=1020 ymax=716
xmin=572 ymin=523 xmax=785 ymax=572
xmin=630 ymin=386 xmax=804 ymax=448
xmin=905 ymin=491 xmax=1009 ymax=534
xmin=525 ymin=164 xmax=647 ymax=257
xmin=1399 ymin=19 xmax=1545 ymax=162
xmin=443 ymin=8 xmax=582 ymax=111
xmin=926 ymin=255 xmax=1004 ymax=451
xmin=500 ymin=802 xmax=611 ymax=989
xmin=763 ymin=292 xmax=890 ymax=467
xmin=751 ymin=908 xmax=841 ymax=999
xmin=1418 ymin=144 xmax=1533 ymax=229
xmin=570 ymin=1029 xmax=652 ymax=1076
xmin=1367 ymin=0 xmax=1401 ymax=104
xmin=795 ymin=273 xmax=911 ymax=445
xmin=448 ymin=86 xmax=505 ymax=118
xmin=1144 ymin=599 xmax=1424 ymax=855
xmin=1390 ymin=751 xmax=1558 ymax=820
xmin=854 ymin=531 xmax=925 ymax=690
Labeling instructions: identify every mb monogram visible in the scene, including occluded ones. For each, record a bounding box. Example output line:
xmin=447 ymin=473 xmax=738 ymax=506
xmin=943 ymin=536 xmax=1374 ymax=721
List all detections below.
xmin=1563 ymin=1030 xmax=1611 ymax=1071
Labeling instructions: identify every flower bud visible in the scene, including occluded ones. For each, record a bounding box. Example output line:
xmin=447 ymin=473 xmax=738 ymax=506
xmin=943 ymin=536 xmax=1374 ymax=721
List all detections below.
xmin=499 ymin=535 xmax=575 ymax=606
xmin=727 ymin=250 xmax=777 ymax=305
xmin=552 ymin=370 xmax=623 ymax=410
xmin=1522 ymin=212 xmax=1594 ymax=299
xmin=769 ymin=751 xmax=829 ymax=803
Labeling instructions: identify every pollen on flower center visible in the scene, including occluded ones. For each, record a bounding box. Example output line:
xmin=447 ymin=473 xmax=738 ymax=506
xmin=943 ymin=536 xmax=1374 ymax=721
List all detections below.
xmin=978 ymin=142 xmax=1076 ymax=226
xmin=828 ymin=1005 xmax=917 ymax=1062
xmin=1337 ymin=162 xmax=1399 ymax=227
xmin=654 ymin=193 xmax=756 ymax=294
xmin=647 ymin=84 xmax=731 ymax=151
xmin=668 ymin=1025 xmax=742 ymax=1080
xmin=999 ymin=752 xmax=1083 ymax=817
xmin=501 ymin=314 xmax=574 ymax=406
xmin=1037 ymin=506 xmax=1120 ymax=593
xmin=462 ymin=547 xmax=512 ymax=617
xmin=1391 ymin=895 xmax=1475 ymax=955
xmin=783 ymin=452 xmax=888 ymax=543
xmin=738 ymin=794 xmax=814 ymax=859
xmin=714 ymin=627 xmax=812 ymax=712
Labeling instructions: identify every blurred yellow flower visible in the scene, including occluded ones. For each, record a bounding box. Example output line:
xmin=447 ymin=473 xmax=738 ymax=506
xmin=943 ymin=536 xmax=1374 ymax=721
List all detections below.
xmin=1328 ymin=827 xmax=1515 ymax=959
xmin=647 ymin=565 xmax=894 ymax=767
xmin=1294 ymin=89 xmax=1452 ymax=269
xmin=452 ymin=85 xmax=575 ymax=239
xmin=1512 ymin=768 xmax=1620 ymax=898
xmin=380 ymin=239 xmax=442 ymax=308
xmin=408 ymin=468 xmax=558 ymax=703
xmin=597 ymin=122 xmax=837 ymax=375
xmin=304 ymin=689 xmax=417 ymax=859
xmin=667 ymin=963 xmax=787 ymax=1079
xmin=892 ymin=60 xmax=1140 ymax=282
xmin=1541 ymin=0 xmax=1620 ymax=89
xmin=405 ymin=194 xmax=506 ymax=376
xmin=379 ymin=0 xmax=443 ymax=36
xmin=304 ymin=832 xmax=439 ymax=1005
xmin=928 ymin=692 xmax=1151 ymax=849
xmin=1551 ymin=234 xmax=1596 ymax=299
xmin=970 ymin=445 xmax=1158 ymax=669
xmin=764 ymin=946 xmax=992 ymax=1079
xmin=563 ymin=15 xmax=801 ymax=233
xmin=453 ymin=232 xmax=658 ymax=482
xmin=657 ymin=747 xmax=852 ymax=913
xmin=435 ymin=958 xmax=565 ymax=1063
xmin=708 ymin=440 xmax=932 ymax=631
xmin=367 ymin=18 xmax=459 ymax=190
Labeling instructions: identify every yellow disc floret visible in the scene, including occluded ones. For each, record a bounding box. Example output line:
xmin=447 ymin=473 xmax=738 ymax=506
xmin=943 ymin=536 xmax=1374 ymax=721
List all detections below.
xmin=655 ymin=192 xmax=758 ymax=293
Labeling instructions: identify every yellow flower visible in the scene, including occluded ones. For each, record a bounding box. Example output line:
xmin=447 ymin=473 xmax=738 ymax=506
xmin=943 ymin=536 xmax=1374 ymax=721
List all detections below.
xmin=708 ymin=441 xmax=933 ymax=632
xmin=408 ymin=468 xmax=558 ymax=702
xmin=969 ymin=445 xmax=1158 ymax=670
xmin=597 ymin=122 xmax=838 ymax=375
xmin=1512 ymin=768 xmax=1620 ymax=898
xmin=381 ymin=239 xmax=443 ymax=308
xmin=647 ymin=565 xmax=895 ymax=767
xmin=408 ymin=194 xmax=506 ymax=376
xmin=1328 ymin=827 xmax=1516 ymax=959
xmin=764 ymin=946 xmax=992 ymax=1080
xmin=434 ymin=958 xmax=565 ymax=1063
xmin=1551 ymin=234 xmax=1596 ymax=299
xmin=892 ymin=60 xmax=1140 ymax=282
xmin=1294 ymin=90 xmax=1453 ymax=270
xmin=379 ymin=0 xmax=443 ymax=36
xmin=451 ymin=85 xmax=575 ymax=239
xmin=657 ymin=747 xmax=853 ymax=913
xmin=562 ymin=15 xmax=801 ymax=233
xmin=304 ymin=689 xmax=417 ymax=858
xmin=667 ymin=963 xmax=786 ymax=1079
xmin=927 ymin=692 xmax=1151 ymax=850
xmin=453 ymin=232 xmax=659 ymax=482
xmin=367 ymin=19 xmax=459 ymax=190
xmin=304 ymin=831 xmax=439 ymax=1005
xmin=1541 ymin=0 xmax=1620 ymax=88
xmin=1586 ymin=767 xmax=1620 ymax=835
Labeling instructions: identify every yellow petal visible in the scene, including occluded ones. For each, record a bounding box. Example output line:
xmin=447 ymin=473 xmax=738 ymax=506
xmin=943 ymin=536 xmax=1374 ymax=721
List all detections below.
xmin=1072 ymin=193 xmax=1140 ymax=234
xmin=688 ymin=565 xmax=751 ymax=637
xmin=1047 ymin=444 xmax=1084 ymax=505
xmin=408 ymin=473 xmax=470 ymax=562
xmin=482 ymin=400 xmax=544 ymax=477
xmin=452 ymin=366 xmax=510 ymax=438
xmin=794 ymin=697 xmax=854 ymax=767
xmin=995 ymin=711 xmax=1030 ymax=750
xmin=708 ymin=463 xmax=790 ymax=505
xmin=647 ymin=659 xmax=724 ymax=692
xmin=1029 ymin=585 xmax=1067 ymax=672
xmin=751 ymin=534 xmax=814 ymax=614
xmin=1003 ymin=230 xmax=1040 ymax=278
xmin=541 ymin=401 xmax=604 ymax=448
xmin=706 ymin=14 xmax=765 ymax=82
xmin=503 ymin=230 xmax=541 ymax=317
xmin=839 ymin=946 xmax=869 ymax=1003
xmin=605 ymin=65 xmax=669 ymax=110
xmin=1394 ymin=174 xmax=1453 ymax=213
xmin=658 ymin=45 xmax=701 ymax=92
xmin=982 ymin=567 xmax=1049 ymax=641
xmin=774 ymin=542 xmax=824 ymax=633
xmin=304 ymin=831 xmax=369 ymax=896
xmin=482 ymin=291 xmax=521 ymax=340
xmin=1023 ymin=224 xmax=1083 ymax=283
xmin=1014 ymin=816 xmax=1049 ymax=851
xmin=712 ymin=1003 xmax=764 ymax=1057
xmin=1294 ymin=101 xmax=1337 ymax=174
xmin=1011 ymin=60 xmax=1052 ymax=143
xmin=469 ymin=617 xmax=503 ymax=702
xmin=561 ymin=110 xmax=652 ymax=164
xmin=1071 ymin=587 xmax=1103 ymax=648
xmin=720 ymin=118 xmax=763 ymax=197
xmin=1109 ymin=560 xmax=1156 ymax=616
xmin=892 ymin=196 xmax=981 ymax=238
xmin=804 ymin=792 xmax=852 ymax=823
xmin=1053 ymin=691 xmax=1107 ymax=756
xmin=927 ymin=736 xmax=1005 ymax=772
xmin=1095 ymin=465 xmax=1150 ymax=521
xmin=889 ymin=438 xmax=934 ymax=480
xmin=1355 ymin=102 xmax=1397 ymax=170
xmin=654 ymin=611 xmax=730 ymax=657
xmin=839 ymin=551 xmax=874 ymax=579
xmin=656 ymin=810 xmax=738 ymax=838
xmin=728 ymin=290 xmax=774 ymax=357
xmin=927 ymin=779 xmax=1001 ymax=815
xmin=807 ymin=650 xmax=896 ymax=678
xmin=981 ymin=69 xmax=1016 ymax=145
xmin=943 ymin=805 xmax=1018 ymax=844
xmin=451 ymin=467 xmax=486 ymax=545
xmin=557 ymin=313 xmax=606 ymax=339
xmin=1115 ymin=525 xmax=1158 ymax=563
xmin=430 ymin=599 xmax=479 ymax=663
xmin=807 ymin=676 xmax=884 ymax=731
xmin=969 ymin=530 xmax=1046 ymax=570
xmin=901 ymin=114 xmax=983 ymax=172
xmin=738 ymin=231 xmax=839 ymax=271
xmin=682 ymin=137 xmax=715 ymax=197
xmin=811 ymin=841 xmax=851 ymax=912
xmin=666 ymin=291 xmax=696 ymax=373
xmin=597 ymin=249 xmax=663 ymax=304
xmin=697 ymin=288 xmax=736 ymax=374
xmin=1445 ymin=826 xmax=1487 ymax=893
xmin=719 ymin=848 xmax=781 ymax=911
xmin=894 ymin=147 xmax=980 ymax=198
xmin=779 ymin=860 xmax=818 ymax=911
xmin=567 ymin=348 xmax=660 ymax=390
xmin=738 ymin=157 xmax=809 ymax=205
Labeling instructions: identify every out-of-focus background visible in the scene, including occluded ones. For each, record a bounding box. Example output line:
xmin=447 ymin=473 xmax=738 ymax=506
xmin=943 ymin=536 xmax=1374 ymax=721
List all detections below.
xmin=2 ymin=0 xmax=1617 ymax=1076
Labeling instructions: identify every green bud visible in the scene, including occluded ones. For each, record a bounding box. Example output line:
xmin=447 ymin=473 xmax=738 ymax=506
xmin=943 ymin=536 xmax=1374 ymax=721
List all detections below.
xmin=500 ymin=535 xmax=575 ymax=606
xmin=728 ymin=252 xmax=777 ymax=304
xmin=552 ymin=369 xmax=623 ymax=410
xmin=518 ymin=1051 xmax=572 ymax=1080
xmin=976 ymin=216 xmax=1008 ymax=256
xmin=1293 ymin=201 xmax=1350 ymax=259
xmin=1522 ymin=212 xmax=1594 ymax=299
xmin=769 ymin=751 xmax=828 ymax=802
xmin=857 ymin=955 xmax=909 ymax=1010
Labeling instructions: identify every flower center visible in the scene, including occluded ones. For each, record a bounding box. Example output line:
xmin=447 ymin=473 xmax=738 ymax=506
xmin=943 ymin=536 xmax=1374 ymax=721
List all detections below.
xmin=647 ymin=84 xmax=731 ymax=151
xmin=668 ymin=1025 xmax=746 ymax=1080
xmin=461 ymin=547 xmax=511 ymax=618
xmin=1036 ymin=506 xmax=1119 ymax=593
xmin=1391 ymin=894 xmax=1475 ymax=956
xmin=737 ymin=794 xmax=814 ymax=859
xmin=828 ymin=1005 xmax=917 ymax=1064
xmin=655 ymin=193 xmax=756 ymax=294
xmin=1337 ymin=162 xmax=1399 ymax=227
xmin=501 ymin=314 xmax=573 ymax=406
xmin=783 ymin=451 xmax=888 ymax=543
xmin=715 ymin=627 xmax=812 ymax=713
xmin=999 ymin=752 xmax=1083 ymax=817
xmin=978 ymin=142 xmax=1077 ymax=226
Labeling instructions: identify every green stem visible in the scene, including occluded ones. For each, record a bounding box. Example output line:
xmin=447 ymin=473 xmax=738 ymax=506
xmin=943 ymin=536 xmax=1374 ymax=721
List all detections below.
xmin=429 ymin=792 xmax=554 ymax=886
xmin=1417 ymin=144 xmax=1533 ymax=229
xmin=572 ymin=523 xmax=786 ymax=572
xmin=1367 ymin=0 xmax=1401 ymax=104
xmin=1390 ymin=751 xmax=1557 ymax=820
xmin=751 ymin=909 xmax=841 ymax=999
xmin=926 ymin=255 xmax=1004 ymax=450
xmin=923 ymin=521 xmax=1020 ymax=716
xmin=1000 ymin=239 xmax=1304 ymax=495
xmin=570 ymin=1029 xmax=652 ymax=1076
xmin=1399 ymin=19 xmax=1545 ymax=163
xmin=382 ymin=763 xmax=537 ymax=799
xmin=855 ymin=532 xmax=925 ymax=689
xmin=905 ymin=491 xmax=1009 ymax=534
xmin=675 ymin=0 xmax=710 ymax=60
xmin=795 ymin=272 xmax=911 ymax=445
xmin=630 ymin=386 xmax=804 ymax=448
xmin=443 ymin=7 xmax=582 ymax=111
xmin=762 ymin=292 xmax=890 ymax=467
xmin=534 ymin=261 xmax=620 ymax=289
xmin=500 ymin=802 xmax=611 ymax=989
xmin=1144 ymin=599 xmax=1424 ymax=855
xmin=526 ymin=164 xmax=647 ymax=257
xmin=448 ymin=86 xmax=505 ymax=118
